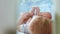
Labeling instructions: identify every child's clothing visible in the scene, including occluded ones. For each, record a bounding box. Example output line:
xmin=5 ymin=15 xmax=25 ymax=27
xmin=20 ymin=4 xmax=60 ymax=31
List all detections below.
xmin=17 ymin=23 xmax=29 ymax=34
xmin=19 ymin=24 xmax=29 ymax=33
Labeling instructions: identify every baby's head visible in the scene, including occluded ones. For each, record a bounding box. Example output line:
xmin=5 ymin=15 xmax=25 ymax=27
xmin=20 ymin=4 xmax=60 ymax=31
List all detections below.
xmin=40 ymin=12 xmax=52 ymax=19
xmin=28 ymin=16 xmax=52 ymax=34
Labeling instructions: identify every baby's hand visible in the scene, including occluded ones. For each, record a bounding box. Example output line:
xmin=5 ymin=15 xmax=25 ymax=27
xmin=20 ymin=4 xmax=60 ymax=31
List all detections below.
xmin=35 ymin=7 xmax=52 ymax=19
xmin=17 ymin=7 xmax=35 ymax=25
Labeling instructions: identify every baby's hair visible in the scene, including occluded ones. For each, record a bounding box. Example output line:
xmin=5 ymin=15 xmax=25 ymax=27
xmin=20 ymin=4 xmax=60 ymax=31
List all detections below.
xmin=28 ymin=16 xmax=52 ymax=34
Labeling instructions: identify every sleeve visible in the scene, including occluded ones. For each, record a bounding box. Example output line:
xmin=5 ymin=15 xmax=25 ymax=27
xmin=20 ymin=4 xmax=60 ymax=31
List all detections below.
xmin=19 ymin=24 xmax=25 ymax=32
xmin=19 ymin=24 xmax=29 ymax=33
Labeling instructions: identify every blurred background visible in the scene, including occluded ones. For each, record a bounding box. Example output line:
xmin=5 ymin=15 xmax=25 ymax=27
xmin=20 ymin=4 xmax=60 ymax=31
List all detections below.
xmin=0 ymin=0 xmax=60 ymax=34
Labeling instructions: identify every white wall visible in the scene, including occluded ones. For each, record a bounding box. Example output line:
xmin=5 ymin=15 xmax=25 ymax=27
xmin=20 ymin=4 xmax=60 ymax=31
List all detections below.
xmin=0 ymin=0 xmax=17 ymax=30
